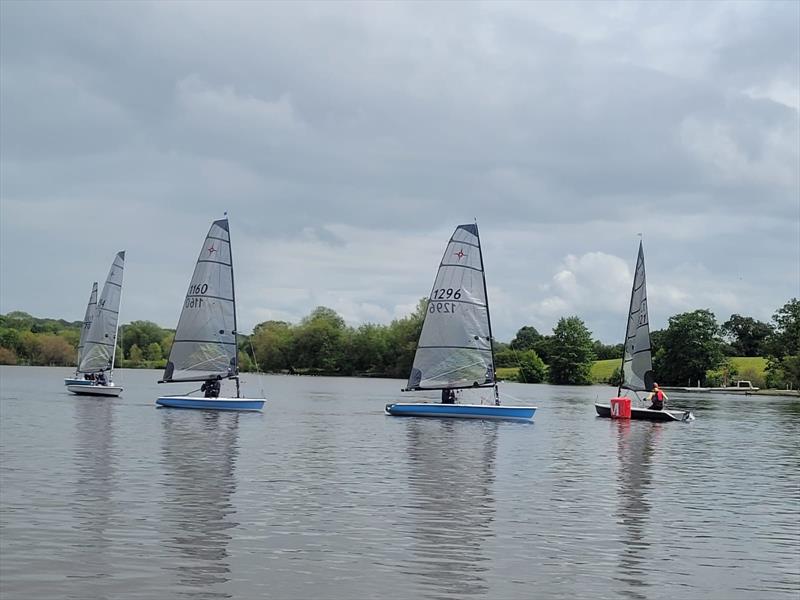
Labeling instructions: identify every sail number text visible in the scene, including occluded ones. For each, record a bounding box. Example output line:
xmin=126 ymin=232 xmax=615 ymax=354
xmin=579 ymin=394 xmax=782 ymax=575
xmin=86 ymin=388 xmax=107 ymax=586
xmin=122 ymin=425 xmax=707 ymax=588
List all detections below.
xmin=188 ymin=283 xmax=209 ymax=295
xmin=431 ymin=288 xmax=462 ymax=300
xmin=430 ymin=302 xmax=457 ymax=314
xmin=185 ymin=297 xmax=204 ymax=309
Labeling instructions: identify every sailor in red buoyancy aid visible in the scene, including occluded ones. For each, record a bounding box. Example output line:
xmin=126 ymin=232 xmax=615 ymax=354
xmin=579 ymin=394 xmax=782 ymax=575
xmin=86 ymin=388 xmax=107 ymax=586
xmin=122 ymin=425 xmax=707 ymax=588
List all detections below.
xmin=647 ymin=383 xmax=668 ymax=410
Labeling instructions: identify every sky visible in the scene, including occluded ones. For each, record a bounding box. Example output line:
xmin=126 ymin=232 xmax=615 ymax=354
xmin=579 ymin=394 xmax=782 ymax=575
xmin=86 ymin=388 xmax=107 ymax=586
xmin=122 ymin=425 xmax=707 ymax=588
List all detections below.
xmin=1 ymin=1 xmax=798 ymax=343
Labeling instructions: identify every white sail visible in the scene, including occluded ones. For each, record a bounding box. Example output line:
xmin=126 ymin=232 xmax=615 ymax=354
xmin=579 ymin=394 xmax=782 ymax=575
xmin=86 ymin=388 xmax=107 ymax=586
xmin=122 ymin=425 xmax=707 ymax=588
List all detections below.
xmin=620 ymin=241 xmax=654 ymax=392
xmin=76 ymin=282 xmax=98 ymax=366
xmin=78 ymin=252 xmax=125 ymax=373
xmin=162 ymin=219 xmax=238 ymax=383
xmin=406 ymin=223 xmax=495 ymax=390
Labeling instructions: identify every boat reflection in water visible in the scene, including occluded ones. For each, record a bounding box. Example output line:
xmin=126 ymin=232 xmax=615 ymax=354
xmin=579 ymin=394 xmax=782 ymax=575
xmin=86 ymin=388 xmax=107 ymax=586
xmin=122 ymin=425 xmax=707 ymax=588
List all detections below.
xmin=70 ymin=399 xmax=117 ymax=595
xmin=613 ymin=420 xmax=662 ymax=600
xmin=159 ymin=411 xmax=240 ymax=597
xmin=401 ymin=419 xmax=498 ymax=598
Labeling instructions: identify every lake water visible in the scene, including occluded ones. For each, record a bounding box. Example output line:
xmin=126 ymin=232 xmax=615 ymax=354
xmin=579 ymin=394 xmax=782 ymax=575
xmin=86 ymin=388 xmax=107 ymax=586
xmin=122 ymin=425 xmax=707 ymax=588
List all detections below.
xmin=1 ymin=366 xmax=798 ymax=599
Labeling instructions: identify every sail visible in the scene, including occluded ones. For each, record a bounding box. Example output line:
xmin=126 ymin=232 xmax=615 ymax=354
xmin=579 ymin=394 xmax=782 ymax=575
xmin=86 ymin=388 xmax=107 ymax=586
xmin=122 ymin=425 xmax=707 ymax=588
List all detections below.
xmin=76 ymin=282 xmax=98 ymax=365
xmin=162 ymin=219 xmax=238 ymax=383
xmin=620 ymin=242 xmax=654 ymax=392
xmin=406 ymin=223 xmax=495 ymax=390
xmin=79 ymin=252 xmax=125 ymax=373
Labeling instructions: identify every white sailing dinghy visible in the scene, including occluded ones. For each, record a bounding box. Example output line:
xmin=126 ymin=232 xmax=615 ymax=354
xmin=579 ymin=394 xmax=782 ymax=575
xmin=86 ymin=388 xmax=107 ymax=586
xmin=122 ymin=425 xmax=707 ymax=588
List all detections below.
xmin=67 ymin=252 xmax=126 ymax=397
xmin=385 ymin=223 xmax=536 ymax=421
xmin=64 ymin=281 xmax=98 ymax=386
xmin=156 ymin=217 xmax=264 ymax=411
xmin=595 ymin=241 xmax=693 ymax=422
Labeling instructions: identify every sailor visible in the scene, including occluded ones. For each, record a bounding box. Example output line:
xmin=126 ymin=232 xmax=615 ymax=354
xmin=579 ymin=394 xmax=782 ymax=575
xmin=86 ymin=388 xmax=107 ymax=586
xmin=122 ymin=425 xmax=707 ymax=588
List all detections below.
xmin=96 ymin=371 xmax=107 ymax=386
xmin=647 ymin=383 xmax=668 ymax=410
xmin=201 ymin=377 xmax=221 ymax=398
xmin=441 ymin=389 xmax=456 ymax=404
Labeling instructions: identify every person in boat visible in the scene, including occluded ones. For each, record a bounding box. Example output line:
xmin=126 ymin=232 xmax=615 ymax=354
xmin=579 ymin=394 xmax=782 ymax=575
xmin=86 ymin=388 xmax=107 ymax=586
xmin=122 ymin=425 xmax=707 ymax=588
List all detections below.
xmin=647 ymin=383 xmax=668 ymax=410
xmin=96 ymin=371 xmax=107 ymax=386
xmin=201 ymin=377 xmax=221 ymax=398
xmin=441 ymin=389 xmax=456 ymax=404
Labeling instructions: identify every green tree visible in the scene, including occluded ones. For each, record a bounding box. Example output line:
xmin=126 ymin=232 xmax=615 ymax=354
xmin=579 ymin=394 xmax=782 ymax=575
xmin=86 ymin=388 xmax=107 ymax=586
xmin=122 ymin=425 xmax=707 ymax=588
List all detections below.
xmin=129 ymin=344 xmax=144 ymax=363
xmin=0 ymin=328 xmax=21 ymax=353
xmin=251 ymin=320 xmax=294 ymax=372
xmin=764 ymin=299 xmax=800 ymax=389
xmin=722 ymin=314 xmax=773 ymax=357
xmin=607 ymin=366 xmax=623 ymax=387
xmin=652 ymin=309 xmax=725 ymax=386
xmin=122 ymin=321 xmax=167 ymax=357
xmin=292 ymin=307 xmax=347 ymax=373
xmin=593 ymin=340 xmax=623 ymax=360
xmin=145 ymin=342 xmax=163 ymax=361
xmin=510 ymin=326 xmax=541 ymax=351
xmin=515 ymin=350 xmax=546 ymax=383
xmin=547 ymin=316 xmax=596 ymax=385
xmin=384 ymin=299 xmax=427 ymax=379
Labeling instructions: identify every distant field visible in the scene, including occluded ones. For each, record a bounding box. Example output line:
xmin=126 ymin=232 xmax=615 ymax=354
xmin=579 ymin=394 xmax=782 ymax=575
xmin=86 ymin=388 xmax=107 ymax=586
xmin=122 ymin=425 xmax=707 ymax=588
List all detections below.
xmin=591 ymin=359 xmax=619 ymax=383
xmin=498 ymin=357 xmax=767 ymax=385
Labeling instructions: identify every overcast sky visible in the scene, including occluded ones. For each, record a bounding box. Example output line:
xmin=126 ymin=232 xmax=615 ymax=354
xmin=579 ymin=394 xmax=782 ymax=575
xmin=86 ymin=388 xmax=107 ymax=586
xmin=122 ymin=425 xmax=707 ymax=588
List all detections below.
xmin=1 ymin=1 xmax=798 ymax=343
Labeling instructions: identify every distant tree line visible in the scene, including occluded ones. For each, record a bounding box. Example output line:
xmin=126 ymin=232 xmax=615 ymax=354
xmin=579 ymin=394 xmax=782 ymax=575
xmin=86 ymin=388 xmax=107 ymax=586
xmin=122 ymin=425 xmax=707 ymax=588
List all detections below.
xmin=1 ymin=298 xmax=797 ymax=389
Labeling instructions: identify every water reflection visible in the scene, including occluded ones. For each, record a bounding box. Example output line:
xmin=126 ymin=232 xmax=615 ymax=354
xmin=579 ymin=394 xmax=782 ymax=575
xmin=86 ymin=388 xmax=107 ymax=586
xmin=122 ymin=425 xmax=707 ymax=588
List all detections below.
xmin=614 ymin=420 xmax=662 ymax=599
xmin=70 ymin=399 xmax=117 ymax=596
xmin=402 ymin=419 xmax=498 ymax=599
xmin=159 ymin=411 xmax=240 ymax=599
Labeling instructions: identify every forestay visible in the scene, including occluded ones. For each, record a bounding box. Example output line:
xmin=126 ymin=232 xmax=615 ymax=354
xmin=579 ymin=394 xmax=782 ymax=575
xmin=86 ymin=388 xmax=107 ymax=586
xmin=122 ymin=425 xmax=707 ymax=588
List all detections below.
xmin=79 ymin=252 xmax=125 ymax=373
xmin=77 ymin=282 xmax=98 ymax=365
xmin=620 ymin=241 xmax=654 ymax=392
xmin=407 ymin=223 xmax=495 ymax=390
xmin=162 ymin=219 xmax=238 ymax=383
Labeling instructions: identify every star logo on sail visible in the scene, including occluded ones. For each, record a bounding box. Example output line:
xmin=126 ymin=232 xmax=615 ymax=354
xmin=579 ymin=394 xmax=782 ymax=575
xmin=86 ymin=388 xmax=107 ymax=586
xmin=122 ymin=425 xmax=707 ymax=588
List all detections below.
xmin=207 ymin=245 xmax=217 ymax=255
xmin=454 ymin=249 xmax=465 ymax=259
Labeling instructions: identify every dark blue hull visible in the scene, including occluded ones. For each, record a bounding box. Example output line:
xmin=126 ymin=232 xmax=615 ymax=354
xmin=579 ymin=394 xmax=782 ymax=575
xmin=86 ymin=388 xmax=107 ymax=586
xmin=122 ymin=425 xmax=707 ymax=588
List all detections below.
xmin=385 ymin=402 xmax=536 ymax=421
xmin=156 ymin=396 xmax=265 ymax=411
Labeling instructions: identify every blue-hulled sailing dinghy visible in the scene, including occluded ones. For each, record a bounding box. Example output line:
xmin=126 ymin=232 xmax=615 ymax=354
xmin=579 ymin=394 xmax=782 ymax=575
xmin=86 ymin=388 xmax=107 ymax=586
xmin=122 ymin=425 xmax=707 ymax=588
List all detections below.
xmin=386 ymin=223 xmax=536 ymax=422
xmin=156 ymin=217 xmax=265 ymax=412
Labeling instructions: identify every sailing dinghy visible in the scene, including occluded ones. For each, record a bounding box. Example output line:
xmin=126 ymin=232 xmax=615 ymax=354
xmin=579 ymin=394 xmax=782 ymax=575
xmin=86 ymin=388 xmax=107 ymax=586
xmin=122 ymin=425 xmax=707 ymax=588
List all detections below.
xmin=64 ymin=281 xmax=98 ymax=386
xmin=594 ymin=242 xmax=693 ymax=422
xmin=156 ymin=217 xmax=264 ymax=411
xmin=385 ymin=223 xmax=536 ymax=422
xmin=67 ymin=252 xmax=125 ymax=397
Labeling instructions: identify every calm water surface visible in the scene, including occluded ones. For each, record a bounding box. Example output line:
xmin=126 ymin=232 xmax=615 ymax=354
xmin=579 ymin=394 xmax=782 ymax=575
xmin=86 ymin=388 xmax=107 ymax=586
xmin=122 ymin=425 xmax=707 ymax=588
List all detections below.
xmin=1 ymin=366 xmax=798 ymax=599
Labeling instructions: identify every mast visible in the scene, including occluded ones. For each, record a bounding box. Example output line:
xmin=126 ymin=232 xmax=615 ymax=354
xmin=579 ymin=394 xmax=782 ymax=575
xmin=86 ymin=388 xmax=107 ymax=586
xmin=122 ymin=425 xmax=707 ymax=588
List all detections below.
xmin=474 ymin=221 xmax=499 ymax=405
xmin=226 ymin=214 xmax=241 ymax=399
xmin=618 ymin=240 xmax=642 ymax=397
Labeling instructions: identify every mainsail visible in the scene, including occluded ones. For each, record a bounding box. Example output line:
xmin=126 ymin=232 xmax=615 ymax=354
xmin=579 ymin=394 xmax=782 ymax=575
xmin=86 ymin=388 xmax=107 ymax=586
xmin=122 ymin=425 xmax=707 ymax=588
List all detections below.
xmin=406 ymin=223 xmax=496 ymax=390
xmin=79 ymin=252 xmax=126 ymax=373
xmin=76 ymin=281 xmax=98 ymax=366
xmin=162 ymin=219 xmax=238 ymax=383
xmin=619 ymin=241 xmax=654 ymax=393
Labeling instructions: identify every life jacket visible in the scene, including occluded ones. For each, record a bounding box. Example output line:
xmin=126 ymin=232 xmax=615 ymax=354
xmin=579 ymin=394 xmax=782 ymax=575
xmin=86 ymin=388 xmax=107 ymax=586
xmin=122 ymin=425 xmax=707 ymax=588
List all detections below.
xmin=653 ymin=389 xmax=664 ymax=401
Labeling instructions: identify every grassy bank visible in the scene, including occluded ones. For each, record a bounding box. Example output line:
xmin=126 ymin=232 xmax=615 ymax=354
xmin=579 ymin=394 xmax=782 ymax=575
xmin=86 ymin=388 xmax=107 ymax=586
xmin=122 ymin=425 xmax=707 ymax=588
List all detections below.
xmin=497 ymin=357 xmax=768 ymax=385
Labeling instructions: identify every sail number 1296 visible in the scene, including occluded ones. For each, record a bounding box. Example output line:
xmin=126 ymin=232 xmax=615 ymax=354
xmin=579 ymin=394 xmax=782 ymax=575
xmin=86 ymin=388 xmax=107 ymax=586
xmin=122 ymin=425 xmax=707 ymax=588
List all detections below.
xmin=431 ymin=288 xmax=462 ymax=300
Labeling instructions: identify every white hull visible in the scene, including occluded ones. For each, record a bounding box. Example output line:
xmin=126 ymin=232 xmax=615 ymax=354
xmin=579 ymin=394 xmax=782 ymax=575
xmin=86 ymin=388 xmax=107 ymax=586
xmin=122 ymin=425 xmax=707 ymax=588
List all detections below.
xmin=67 ymin=384 xmax=123 ymax=397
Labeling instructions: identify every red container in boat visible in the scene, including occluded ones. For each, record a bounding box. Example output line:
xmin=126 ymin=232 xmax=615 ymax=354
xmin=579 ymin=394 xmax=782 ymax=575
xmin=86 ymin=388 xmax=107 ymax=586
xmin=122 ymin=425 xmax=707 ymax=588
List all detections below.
xmin=610 ymin=397 xmax=631 ymax=419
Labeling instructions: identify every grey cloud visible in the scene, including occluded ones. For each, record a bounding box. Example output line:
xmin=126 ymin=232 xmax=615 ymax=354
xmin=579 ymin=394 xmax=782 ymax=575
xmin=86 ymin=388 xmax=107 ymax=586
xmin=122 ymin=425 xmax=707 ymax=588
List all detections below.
xmin=1 ymin=1 xmax=797 ymax=341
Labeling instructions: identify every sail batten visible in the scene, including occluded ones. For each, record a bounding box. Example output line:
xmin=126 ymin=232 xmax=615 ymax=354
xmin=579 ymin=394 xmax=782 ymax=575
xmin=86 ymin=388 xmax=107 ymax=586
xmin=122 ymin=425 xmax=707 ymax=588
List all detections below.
xmin=619 ymin=242 xmax=654 ymax=393
xmin=406 ymin=224 xmax=495 ymax=391
xmin=162 ymin=218 xmax=238 ymax=383
xmin=78 ymin=252 xmax=125 ymax=374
